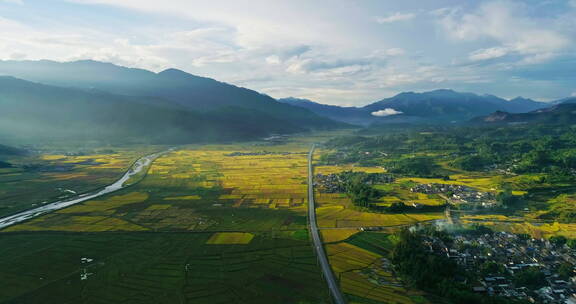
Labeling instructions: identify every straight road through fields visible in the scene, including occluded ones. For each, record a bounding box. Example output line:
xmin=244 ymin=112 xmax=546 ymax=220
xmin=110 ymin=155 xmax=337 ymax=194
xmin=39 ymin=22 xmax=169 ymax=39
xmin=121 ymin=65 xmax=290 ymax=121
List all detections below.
xmin=308 ymin=144 xmax=347 ymax=304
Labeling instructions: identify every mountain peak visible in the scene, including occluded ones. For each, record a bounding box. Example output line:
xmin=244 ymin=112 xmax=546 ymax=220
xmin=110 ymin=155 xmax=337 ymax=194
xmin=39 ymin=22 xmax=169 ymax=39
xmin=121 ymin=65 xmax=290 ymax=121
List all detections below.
xmin=158 ymin=68 xmax=188 ymax=76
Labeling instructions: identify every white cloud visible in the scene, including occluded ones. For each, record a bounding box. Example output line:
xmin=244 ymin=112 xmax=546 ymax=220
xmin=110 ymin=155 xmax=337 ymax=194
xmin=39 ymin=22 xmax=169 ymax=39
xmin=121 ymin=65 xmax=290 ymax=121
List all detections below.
xmin=1 ymin=0 xmax=23 ymax=4
xmin=469 ymin=47 xmax=509 ymax=61
xmin=570 ymin=0 xmax=576 ymax=8
xmin=436 ymin=1 xmax=571 ymax=64
xmin=384 ymin=48 xmax=405 ymax=56
xmin=371 ymin=108 xmax=403 ymax=117
xmin=572 ymin=92 xmax=576 ymax=97
xmin=376 ymin=12 xmax=415 ymax=24
xmin=265 ymin=55 xmax=280 ymax=65
xmin=0 ymin=0 xmax=572 ymax=105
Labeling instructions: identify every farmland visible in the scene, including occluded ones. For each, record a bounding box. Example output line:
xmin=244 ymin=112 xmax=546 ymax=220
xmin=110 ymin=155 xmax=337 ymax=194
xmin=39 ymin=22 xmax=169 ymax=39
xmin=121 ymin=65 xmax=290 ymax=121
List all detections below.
xmin=313 ymin=149 xmax=443 ymax=304
xmin=324 ymin=232 xmax=426 ymax=304
xmin=0 ymin=135 xmax=338 ymax=304
xmin=5 ymin=145 xmax=311 ymax=233
xmin=0 ymin=148 xmax=155 ymax=217
xmin=313 ymin=156 xmax=443 ymax=229
xmin=0 ymin=232 xmax=328 ymax=304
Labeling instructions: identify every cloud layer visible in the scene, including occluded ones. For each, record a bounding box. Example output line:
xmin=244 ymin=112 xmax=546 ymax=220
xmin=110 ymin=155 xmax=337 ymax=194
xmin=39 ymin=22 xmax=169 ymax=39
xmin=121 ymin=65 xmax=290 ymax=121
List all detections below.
xmin=0 ymin=0 xmax=574 ymax=104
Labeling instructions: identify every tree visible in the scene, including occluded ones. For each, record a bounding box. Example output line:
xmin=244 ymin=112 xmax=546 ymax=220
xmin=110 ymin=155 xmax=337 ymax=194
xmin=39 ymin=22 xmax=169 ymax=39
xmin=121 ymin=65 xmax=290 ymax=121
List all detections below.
xmin=557 ymin=262 xmax=574 ymax=279
xmin=513 ymin=267 xmax=547 ymax=289
xmin=549 ymin=235 xmax=567 ymax=247
xmin=480 ymin=261 xmax=505 ymax=276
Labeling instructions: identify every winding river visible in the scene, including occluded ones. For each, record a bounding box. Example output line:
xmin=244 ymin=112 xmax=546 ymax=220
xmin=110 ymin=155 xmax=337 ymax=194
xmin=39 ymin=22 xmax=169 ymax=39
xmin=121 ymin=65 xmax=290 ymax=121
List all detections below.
xmin=0 ymin=150 xmax=167 ymax=230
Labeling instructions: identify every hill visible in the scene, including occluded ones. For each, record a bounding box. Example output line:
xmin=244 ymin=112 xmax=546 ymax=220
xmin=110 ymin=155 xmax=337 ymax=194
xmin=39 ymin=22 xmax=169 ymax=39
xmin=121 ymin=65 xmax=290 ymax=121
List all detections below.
xmin=0 ymin=60 xmax=341 ymax=130
xmin=0 ymin=143 xmax=26 ymax=156
xmin=472 ymin=103 xmax=576 ymax=125
xmin=0 ymin=77 xmax=311 ymax=144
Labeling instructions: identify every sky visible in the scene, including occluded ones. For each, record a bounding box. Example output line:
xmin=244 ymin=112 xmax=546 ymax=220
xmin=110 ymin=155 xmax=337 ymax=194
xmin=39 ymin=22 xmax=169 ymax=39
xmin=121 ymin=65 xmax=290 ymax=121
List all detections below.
xmin=0 ymin=0 xmax=575 ymax=106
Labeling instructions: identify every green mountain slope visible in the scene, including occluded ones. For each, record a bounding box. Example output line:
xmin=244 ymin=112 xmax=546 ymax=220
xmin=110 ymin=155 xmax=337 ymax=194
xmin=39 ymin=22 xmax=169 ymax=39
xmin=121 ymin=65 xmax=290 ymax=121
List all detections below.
xmin=0 ymin=60 xmax=341 ymax=130
xmin=0 ymin=77 xmax=306 ymax=144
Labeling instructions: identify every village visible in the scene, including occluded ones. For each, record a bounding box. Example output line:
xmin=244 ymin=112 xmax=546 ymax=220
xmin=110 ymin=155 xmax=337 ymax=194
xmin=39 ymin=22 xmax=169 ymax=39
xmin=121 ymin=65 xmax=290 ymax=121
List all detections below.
xmin=410 ymin=183 xmax=498 ymax=208
xmin=313 ymin=172 xmax=395 ymax=193
xmin=424 ymin=228 xmax=576 ymax=303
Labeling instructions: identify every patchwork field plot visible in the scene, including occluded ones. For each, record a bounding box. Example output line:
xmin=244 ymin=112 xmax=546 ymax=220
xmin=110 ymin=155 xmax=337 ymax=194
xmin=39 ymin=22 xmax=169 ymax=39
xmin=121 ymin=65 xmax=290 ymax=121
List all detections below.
xmin=324 ymin=232 xmax=423 ymax=304
xmin=5 ymin=144 xmax=312 ymax=232
xmin=206 ymin=232 xmax=254 ymax=244
xmin=313 ymin=160 xmax=443 ymax=229
xmin=1 ymin=139 xmax=333 ymax=303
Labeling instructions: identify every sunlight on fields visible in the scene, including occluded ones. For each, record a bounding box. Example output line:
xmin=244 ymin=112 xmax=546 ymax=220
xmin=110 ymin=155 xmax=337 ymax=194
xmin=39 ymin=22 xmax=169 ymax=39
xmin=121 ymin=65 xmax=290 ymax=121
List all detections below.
xmin=206 ymin=232 xmax=254 ymax=244
xmin=326 ymin=242 xmax=415 ymax=304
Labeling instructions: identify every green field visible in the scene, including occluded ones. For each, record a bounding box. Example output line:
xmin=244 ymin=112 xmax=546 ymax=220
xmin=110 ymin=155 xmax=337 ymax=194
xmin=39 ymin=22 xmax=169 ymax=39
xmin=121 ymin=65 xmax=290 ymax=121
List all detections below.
xmin=0 ymin=232 xmax=329 ymax=304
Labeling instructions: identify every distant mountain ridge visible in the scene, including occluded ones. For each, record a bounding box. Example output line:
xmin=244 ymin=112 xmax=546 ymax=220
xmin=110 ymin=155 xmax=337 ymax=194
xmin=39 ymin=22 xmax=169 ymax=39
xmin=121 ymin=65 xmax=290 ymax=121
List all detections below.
xmin=0 ymin=60 xmax=344 ymax=143
xmin=0 ymin=76 xmax=324 ymax=143
xmin=0 ymin=60 xmax=341 ymax=126
xmin=281 ymin=89 xmax=551 ymax=125
xmin=472 ymin=103 xmax=576 ymax=125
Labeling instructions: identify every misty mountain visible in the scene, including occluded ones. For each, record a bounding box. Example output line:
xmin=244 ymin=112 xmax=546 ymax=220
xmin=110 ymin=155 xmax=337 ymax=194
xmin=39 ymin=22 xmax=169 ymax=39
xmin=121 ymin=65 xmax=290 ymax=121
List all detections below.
xmin=556 ymin=97 xmax=576 ymax=105
xmin=0 ymin=77 xmax=319 ymax=144
xmin=363 ymin=89 xmax=548 ymax=121
xmin=0 ymin=60 xmax=340 ymax=130
xmin=278 ymin=97 xmax=368 ymax=125
xmin=282 ymin=89 xmax=550 ymax=125
xmin=0 ymin=143 xmax=26 ymax=156
xmin=472 ymin=103 xmax=576 ymax=125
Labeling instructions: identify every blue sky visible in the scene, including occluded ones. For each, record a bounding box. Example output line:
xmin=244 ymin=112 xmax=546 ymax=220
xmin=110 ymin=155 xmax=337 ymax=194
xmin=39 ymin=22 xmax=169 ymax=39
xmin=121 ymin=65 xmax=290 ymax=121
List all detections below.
xmin=0 ymin=0 xmax=575 ymax=105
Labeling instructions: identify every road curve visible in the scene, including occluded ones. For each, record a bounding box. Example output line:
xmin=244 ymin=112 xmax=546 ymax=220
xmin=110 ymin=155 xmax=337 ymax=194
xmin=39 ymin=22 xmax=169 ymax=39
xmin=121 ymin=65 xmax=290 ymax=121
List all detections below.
xmin=308 ymin=144 xmax=347 ymax=304
xmin=0 ymin=150 xmax=169 ymax=230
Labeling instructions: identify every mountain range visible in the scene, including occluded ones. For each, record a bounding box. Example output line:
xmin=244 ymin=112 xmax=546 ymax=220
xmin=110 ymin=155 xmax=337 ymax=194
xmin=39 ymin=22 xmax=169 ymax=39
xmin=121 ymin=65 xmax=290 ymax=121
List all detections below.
xmin=0 ymin=59 xmax=572 ymax=144
xmin=280 ymin=89 xmax=552 ymax=125
xmin=0 ymin=60 xmax=342 ymax=144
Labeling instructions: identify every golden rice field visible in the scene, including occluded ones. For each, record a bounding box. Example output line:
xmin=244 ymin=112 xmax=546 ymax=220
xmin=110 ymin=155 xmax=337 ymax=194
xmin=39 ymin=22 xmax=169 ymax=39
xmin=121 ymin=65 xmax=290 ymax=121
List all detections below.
xmin=397 ymin=174 xmax=501 ymax=193
xmin=145 ymin=148 xmax=310 ymax=211
xmin=326 ymin=242 xmax=416 ymax=304
xmin=316 ymin=204 xmax=442 ymax=228
xmin=206 ymin=232 xmax=255 ymax=244
xmin=461 ymin=218 xmax=576 ymax=239
xmin=4 ymin=143 xmax=313 ymax=232
xmin=321 ymin=228 xmax=360 ymax=243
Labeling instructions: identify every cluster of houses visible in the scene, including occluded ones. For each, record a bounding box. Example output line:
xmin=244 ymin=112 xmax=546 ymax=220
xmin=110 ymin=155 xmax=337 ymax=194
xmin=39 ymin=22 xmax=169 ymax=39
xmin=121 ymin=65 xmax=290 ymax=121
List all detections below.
xmin=314 ymin=173 xmax=394 ymax=193
xmin=314 ymin=173 xmax=346 ymax=193
xmin=411 ymin=183 xmax=497 ymax=207
xmin=424 ymin=230 xmax=576 ymax=303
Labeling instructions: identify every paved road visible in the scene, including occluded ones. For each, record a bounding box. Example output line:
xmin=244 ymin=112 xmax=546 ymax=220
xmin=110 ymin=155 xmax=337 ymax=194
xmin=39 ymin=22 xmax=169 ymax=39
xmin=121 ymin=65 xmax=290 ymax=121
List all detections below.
xmin=308 ymin=144 xmax=347 ymax=304
xmin=0 ymin=150 xmax=169 ymax=230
